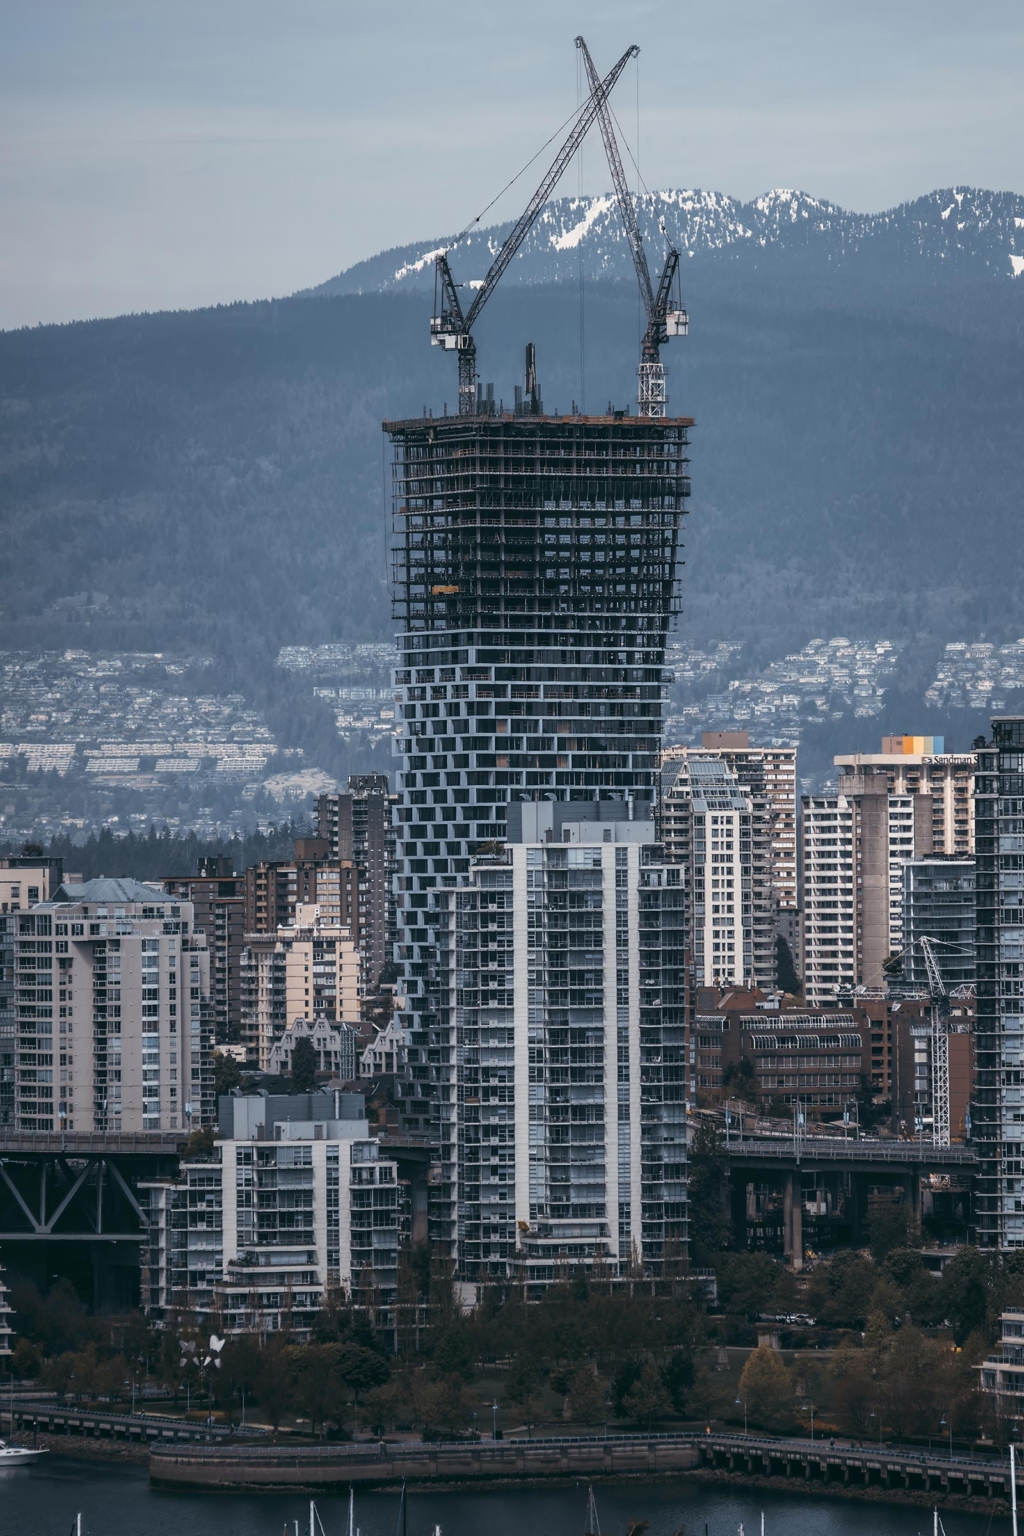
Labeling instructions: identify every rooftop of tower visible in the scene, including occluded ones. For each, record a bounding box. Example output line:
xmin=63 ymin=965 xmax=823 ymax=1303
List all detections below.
xmin=383 ymin=409 xmax=694 ymax=431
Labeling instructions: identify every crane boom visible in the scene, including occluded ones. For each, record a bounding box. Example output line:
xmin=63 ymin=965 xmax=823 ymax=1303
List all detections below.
xmin=575 ymin=35 xmax=654 ymax=318
xmin=431 ymin=44 xmax=639 ymax=415
xmin=575 ymin=35 xmax=688 ymax=416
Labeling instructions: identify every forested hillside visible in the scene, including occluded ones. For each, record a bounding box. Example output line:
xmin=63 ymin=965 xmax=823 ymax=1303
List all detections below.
xmin=3 ymin=261 xmax=1023 ymax=682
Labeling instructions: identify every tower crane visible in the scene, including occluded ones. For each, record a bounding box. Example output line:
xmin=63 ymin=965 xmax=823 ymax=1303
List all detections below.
xmin=575 ymin=35 xmax=688 ymax=417
xmin=900 ymin=936 xmax=973 ymax=1147
xmin=431 ymin=44 xmax=639 ymax=415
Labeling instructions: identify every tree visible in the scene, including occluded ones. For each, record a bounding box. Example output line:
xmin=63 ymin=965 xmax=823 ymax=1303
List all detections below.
xmin=941 ymin=1247 xmax=993 ymax=1344
xmin=287 ymin=1344 xmax=346 ymax=1437
xmin=737 ymin=1346 xmax=793 ymax=1432
xmin=11 ymin=1338 xmax=40 ymax=1379
xmin=179 ymin=1126 xmax=215 ymax=1159
xmin=623 ymin=1361 xmax=672 ymax=1428
xmin=722 ymin=1057 xmax=755 ymax=1095
xmin=213 ymin=1050 xmax=241 ymax=1098
xmin=566 ymin=1365 xmax=607 ymax=1425
xmin=775 ymin=934 xmax=802 ymax=997
xmin=661 ymin=1351 xmax=695 ymax=1416
xmin=337 ymin=1342 xmax=389 ymax=1409
xmin=829 ymin=1344 xmax=876 ymax=1439
xmin=687 ymin=1120 xmax=731 ymax=1257
xmin=252 ymin=1334 xmax=293 ymax=1434
xmin=868 ymin=1198 xmax=913 ymax=1261
xmin=291 ymin=1035 xmax=318 ymax=1093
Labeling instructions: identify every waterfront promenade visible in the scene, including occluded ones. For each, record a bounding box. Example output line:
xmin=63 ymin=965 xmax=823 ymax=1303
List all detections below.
xmin=148 ymin=1429 xmax=1020 ymax=1500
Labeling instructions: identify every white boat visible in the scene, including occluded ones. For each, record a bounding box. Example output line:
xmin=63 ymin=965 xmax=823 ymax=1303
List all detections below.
xmin=0 ymin=1436 xmax=49 ymax=1465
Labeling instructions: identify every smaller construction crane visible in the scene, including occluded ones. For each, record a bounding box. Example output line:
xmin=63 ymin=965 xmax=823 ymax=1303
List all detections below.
xmin=920 ymin=937 xmax=952 ymax=1149
xmin=576 ymin=36 xmax=688 ymax=417
xmin=431 ymin=44 xmax=638 ymax=415
xmin=898 ymin=936 xmax=973 ymax=1147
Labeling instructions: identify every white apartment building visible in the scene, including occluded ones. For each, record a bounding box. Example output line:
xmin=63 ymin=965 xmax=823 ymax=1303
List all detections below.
xmin=800 ymin=797 xmax=856 ymax=1007
xmin=141 ymin=1090 xmax=401 ymax=1336
xmin=439 ymin=801 xmax=687 ymax=1285
xmin=0 ymin=878 xmax=213 ymax=1133
xmin=801 ymin=779 xmax=934 ymax=1007
xmin=661 ymin=755 xmax=774 ymax=986
xmin=662 ymin=733 xmax=798 ymax=912
xmin=240 ymin=904 xmax=360 ymax=1070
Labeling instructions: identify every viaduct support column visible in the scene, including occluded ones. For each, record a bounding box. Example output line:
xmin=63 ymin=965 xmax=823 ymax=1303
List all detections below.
xmin=792 ymin=1173 xmax=804 ymax=1271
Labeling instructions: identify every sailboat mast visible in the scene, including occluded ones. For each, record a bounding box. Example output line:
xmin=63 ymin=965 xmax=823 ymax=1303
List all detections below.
xmin=1013 ymin=1441 xmax=1019 ymax=1536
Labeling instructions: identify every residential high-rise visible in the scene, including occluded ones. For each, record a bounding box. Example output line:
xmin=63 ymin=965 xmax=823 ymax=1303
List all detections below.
xmin=0 ymin=878 xmax=213 ymax=1133
xmin=439 ymin=802 xmax=687 ymax=1283
xmin=244 ymin=842 xmax=359 ymax=941
xmin=834 ymin=739 xmax=976 ymax=855
xmin=239 ymin=904 xmax=360 ymax=1069
xmin=662 ymin=733 xmax=798 ymax=913
xmin=162 ymin=857 xmax=245 ymax=1046
xmin=901 ymin=856 xmax=976 ymax=990
xmin=316 ymin=775 xmax=397 ymax=995
xmin=974 ymin=718 xmax=1024 ymax=1248
xmin=801 ymin=738 xmax=977 ymax=1008
xmin=386 ymin=404 xmax=691 ymax=1147
xmin=659 ymin=755 xmax=775 ymax=987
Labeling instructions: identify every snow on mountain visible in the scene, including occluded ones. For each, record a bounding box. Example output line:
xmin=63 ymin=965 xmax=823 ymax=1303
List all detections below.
xmin=309 ymin=185 xmax=1024 ymax=297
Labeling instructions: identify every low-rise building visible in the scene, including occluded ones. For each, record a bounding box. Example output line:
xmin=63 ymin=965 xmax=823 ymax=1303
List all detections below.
xmin=140 ymin=1090 xmax=401 ymax=1337
xmin=359 ymin=1018 xmax=407 ymax=1079
xmin=0 ymin=1264 xmax=12 ymax=1355
xmin=267 ymin=1015 xmax=359 ymax=1080
xmin=979 ymin=1310 xmax=1024 ymax=1415
xmin=692 ymin=986 xmax=870 ymax=1123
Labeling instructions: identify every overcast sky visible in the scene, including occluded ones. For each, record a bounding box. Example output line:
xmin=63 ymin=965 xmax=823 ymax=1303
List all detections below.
xmin=3 ymin=0 xmax=1023 ymax=329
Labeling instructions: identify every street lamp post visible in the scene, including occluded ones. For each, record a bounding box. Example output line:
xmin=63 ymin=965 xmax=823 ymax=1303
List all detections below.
xmin=735 ymin=1396 xmax=748 ymax=1435
xmin=492 ymin=1400 xmax=499 ymax=1440
xmin=870 ymin=1410 xmax=882 ymax=1449
xmin=940 ymin=1414 xmax=953 ymax=1462
xmin=803 ymin=1401 xmax=815 ymax=1442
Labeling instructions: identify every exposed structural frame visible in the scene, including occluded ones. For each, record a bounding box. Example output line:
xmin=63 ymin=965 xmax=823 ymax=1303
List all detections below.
xmin=430 ymin=43 xmax=638 ymax=415
xmin=575 ymin=36 xmax=688 ymax=417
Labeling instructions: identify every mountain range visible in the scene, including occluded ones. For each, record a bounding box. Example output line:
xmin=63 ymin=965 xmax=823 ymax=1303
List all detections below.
xmin=312 ymin=185 xmax=1024 ymax=295
xmin=2 ymin=182 xmax=1024 ymax=786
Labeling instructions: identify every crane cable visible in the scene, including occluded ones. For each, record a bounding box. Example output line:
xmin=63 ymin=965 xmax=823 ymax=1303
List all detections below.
xmin=449 ymin=96 xmax=594 ymax=252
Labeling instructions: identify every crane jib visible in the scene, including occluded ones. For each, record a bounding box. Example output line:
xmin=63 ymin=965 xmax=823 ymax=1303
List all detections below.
xmin=429 ymin=42 xmax=639 ymax=413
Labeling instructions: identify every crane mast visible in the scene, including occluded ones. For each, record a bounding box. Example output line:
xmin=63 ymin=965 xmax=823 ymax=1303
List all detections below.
xmin=431 ymin=45 xmax=638 ymax=415
xmin=575 ymin=36 xmax=688 ymax=416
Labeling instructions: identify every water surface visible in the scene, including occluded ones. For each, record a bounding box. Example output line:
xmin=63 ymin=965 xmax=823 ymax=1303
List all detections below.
xmin=1 ymin=1457 xmax=1009 ymax=1536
